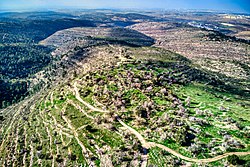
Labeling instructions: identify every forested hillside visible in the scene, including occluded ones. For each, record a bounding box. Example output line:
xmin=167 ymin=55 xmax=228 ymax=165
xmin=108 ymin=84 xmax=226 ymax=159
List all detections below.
xmin=0 ymin=14 xmax=95 ymax=108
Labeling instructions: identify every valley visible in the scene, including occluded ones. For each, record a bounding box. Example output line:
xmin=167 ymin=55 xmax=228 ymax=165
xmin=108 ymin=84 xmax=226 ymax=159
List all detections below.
xmin=0 ymin=10 xmax=250 ymax=166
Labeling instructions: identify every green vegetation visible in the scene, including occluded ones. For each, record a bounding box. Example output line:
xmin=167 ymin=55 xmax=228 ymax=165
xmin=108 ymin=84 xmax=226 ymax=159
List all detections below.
xmin=0 ymin=10 xmax=249 ymax=166
xmin=0 ymin=15 xmax=95 ymax=109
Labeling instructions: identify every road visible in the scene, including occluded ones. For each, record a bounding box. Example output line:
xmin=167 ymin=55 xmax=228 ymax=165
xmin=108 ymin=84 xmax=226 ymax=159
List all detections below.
xmin=73 ymin=81 xmax=250 ymax=164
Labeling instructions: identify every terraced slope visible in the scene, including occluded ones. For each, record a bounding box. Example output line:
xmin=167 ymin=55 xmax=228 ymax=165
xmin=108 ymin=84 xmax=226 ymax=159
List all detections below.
xmin=1 ymin=45 xmax=249 ymax=166
xmin=129 ymin=22 xmax=250 ymax=81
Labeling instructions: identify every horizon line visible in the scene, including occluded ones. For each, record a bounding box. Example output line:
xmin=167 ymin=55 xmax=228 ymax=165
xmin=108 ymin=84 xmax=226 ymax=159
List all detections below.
xmin=0 ymin=7 xmax=249 ymax=14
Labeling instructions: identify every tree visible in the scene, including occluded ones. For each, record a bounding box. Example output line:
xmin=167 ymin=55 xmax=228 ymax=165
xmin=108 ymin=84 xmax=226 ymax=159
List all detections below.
xmin=227 ymin=155 xmax=245 ymax=165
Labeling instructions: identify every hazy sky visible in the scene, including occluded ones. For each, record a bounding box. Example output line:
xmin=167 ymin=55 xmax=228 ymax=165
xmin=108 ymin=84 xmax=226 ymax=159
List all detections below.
xmin=0 ymin=0 xmax=249 ymax=13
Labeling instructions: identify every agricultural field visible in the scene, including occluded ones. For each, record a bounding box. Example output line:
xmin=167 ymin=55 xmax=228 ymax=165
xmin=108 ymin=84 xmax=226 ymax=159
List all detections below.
xmin=1 ymin=45 xmax=249 ymax=166
xmin=0 ymin=10 xmax=250 ymax=166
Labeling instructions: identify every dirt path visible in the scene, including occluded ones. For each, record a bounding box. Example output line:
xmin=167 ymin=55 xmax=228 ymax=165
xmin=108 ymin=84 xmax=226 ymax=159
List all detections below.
xmin=29 ymin=143 xmax=34 ymax=167
xmin=61 ymin=114 xmax=87 ymax=153
xmin=149 ymin=142 xmax=250 ymax=163
xmin=68 ymin=100 xmax=94 ymax=120
xmin=72 ymin=86 xmax=250 ymax=163
xmin=116 ymin=118 xmax=150 ymax=149
xmin=73 ymin=82 xmax=109 ymax=113
xmin=60 ymin=106 xmax=92 ymax=163
xmin=118 ymin=118 xmax=250 ymax=163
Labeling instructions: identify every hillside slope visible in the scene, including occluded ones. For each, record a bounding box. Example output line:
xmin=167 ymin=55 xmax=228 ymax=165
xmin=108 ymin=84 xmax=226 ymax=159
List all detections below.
xmin=1 ymin=43 xmax=249 ymax=166
xmin=129 ymin=22 xmax=250 ymax=81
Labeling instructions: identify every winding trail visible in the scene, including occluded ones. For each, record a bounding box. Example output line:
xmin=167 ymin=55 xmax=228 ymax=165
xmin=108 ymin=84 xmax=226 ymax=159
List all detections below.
xmin=73 ymin=82 xmax=109 ymax=113
xmin=116 ymin=118 xmax=150 ymax=149
xmin=148 ymin=142 xmax=250 ymax=163
xmin=72 ymin=81 xmax=250 ymax=163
